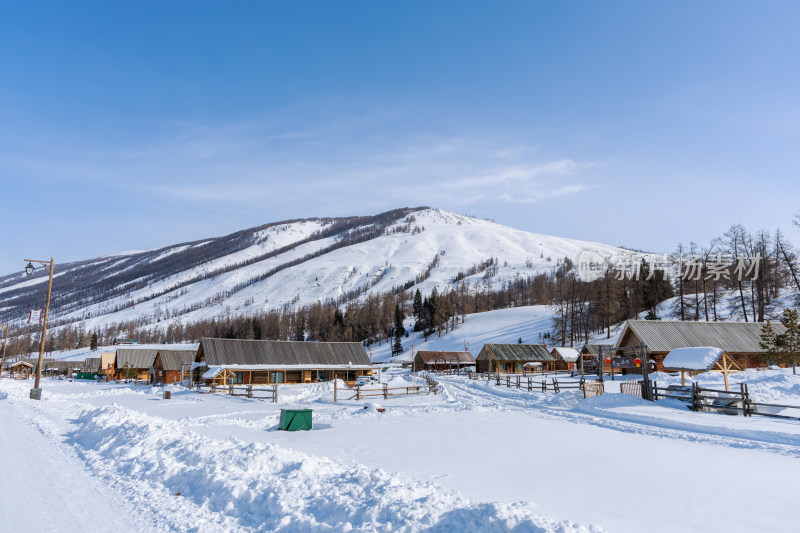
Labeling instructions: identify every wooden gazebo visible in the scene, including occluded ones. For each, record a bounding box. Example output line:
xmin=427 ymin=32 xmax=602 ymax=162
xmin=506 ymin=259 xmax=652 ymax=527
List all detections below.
xmin=662 ymin=346 xmax=744 ymax=390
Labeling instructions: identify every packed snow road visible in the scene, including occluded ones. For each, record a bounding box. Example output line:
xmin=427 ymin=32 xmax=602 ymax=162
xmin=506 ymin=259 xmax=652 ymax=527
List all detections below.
xmin=3 ymin=370 xmax=800 ymax=532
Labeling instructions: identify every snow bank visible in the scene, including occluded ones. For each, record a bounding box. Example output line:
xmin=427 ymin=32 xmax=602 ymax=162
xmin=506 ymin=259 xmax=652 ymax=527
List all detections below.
xmin=70 ymin=404 xmax=597 ymax=532
xmin=662 ymin=347 xmax=724 ymax=371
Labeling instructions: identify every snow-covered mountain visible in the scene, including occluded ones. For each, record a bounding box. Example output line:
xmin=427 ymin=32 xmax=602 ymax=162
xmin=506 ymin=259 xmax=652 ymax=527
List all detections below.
xmin=1 ymin=207 xmax=633 ymax=332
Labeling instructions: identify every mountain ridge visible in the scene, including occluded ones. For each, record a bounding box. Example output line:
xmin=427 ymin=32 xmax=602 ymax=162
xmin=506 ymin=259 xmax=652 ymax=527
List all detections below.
xmin=2 ymin=207 xmax=635 ymax=334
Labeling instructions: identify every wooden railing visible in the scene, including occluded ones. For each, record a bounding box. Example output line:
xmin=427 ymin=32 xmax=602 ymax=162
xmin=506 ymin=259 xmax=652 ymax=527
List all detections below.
xmin=345 ymin=383 xmax=437 ymax=401
xmin=195 ymin=383 xmax=278 ymax=402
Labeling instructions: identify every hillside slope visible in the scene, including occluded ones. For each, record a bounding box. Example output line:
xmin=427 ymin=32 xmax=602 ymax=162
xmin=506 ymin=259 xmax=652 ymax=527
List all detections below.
xmin=2 ymin=208 xmax=632 ymax=333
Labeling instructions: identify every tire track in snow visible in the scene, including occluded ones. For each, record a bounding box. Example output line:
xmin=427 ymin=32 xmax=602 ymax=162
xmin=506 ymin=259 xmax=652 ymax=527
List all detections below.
xmin=437 ymin=376 xmax=800 ymax=458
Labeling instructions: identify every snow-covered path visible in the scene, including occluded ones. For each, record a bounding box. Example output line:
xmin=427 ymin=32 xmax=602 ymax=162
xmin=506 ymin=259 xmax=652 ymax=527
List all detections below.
xmin=0 ymin=393 xmax=142 ymax=533
xmin=3 ymin=372 xmax=800 ymax=532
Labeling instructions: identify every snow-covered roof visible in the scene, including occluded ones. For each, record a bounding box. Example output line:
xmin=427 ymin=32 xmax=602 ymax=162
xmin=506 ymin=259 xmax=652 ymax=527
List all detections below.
xmin=551 ymin=347 xmax=580 ymax=362
xmin=662 ymin=347 xmax=725 ymax=371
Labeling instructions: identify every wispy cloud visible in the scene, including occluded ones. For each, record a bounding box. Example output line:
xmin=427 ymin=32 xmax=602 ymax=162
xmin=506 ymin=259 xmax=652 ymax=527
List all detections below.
xmin=0 ymin=118 xmax=599 ymax=213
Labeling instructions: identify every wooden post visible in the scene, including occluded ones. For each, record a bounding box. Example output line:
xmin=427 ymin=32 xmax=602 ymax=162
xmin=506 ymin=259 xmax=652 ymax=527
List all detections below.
xmin=0 ymin=323 xmax=9 ymax=380
xmin=334 ymin=378 xmax=338 ymax=402
xmin=681 ymin=371 xmax=686 ymax=386
xmin=383 ymin=383 xmax=388 ymax=400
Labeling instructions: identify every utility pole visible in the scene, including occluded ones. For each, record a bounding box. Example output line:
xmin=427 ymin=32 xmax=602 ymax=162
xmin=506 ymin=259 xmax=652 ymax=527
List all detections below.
xmin=0 ymin=323 xmax=9 ymax=379
xmin=24 ymin=258 xmax=55 ymax=400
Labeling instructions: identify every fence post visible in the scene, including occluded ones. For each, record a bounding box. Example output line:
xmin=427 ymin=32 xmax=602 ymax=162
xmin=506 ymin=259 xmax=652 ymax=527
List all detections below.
xmin=384 ymin=383 xmax=388 ymax=400
xmin=356 ymin=385 xmax=361 ymax=401
xmin=691 ymin=382 xmax=699 ymax=412
xmin=653 ymin=380 xmax=658 ymax=401
xmin=247 ymin=384 xmax=253 ymax=398
xmin=274 ymin=384 xmax=278 ymax=403
xmin=552 ymin=378 xmax=559 ymax=393
xmin=740 ymin=383 xmax=749 ymax=416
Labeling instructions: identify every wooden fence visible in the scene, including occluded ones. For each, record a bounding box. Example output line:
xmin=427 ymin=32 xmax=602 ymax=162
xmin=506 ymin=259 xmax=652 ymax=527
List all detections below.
xmin=333 ymin=374 xmax=439 ymax=402
xmin=195 ymin=383 xmax=278 ymax=402
xmin=486 ymin=373 xmax=601 ymax=396
xmin=583 ymin=381 xmax=605 ymax=398
xmin=617 ymin=380 xmax=800 ymax=420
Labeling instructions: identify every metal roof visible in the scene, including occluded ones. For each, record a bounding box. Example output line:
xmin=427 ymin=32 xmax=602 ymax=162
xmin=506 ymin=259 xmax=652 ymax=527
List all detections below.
xmin=617 ymin=320 xmax=785 ymax=354
xmin=84 ymin=357 xmax=100 ymax=369
xmin=115 ymin=347 xmax=159 ymax=369
xmin=414 ymin=351 xmax=475 ymax=364
xmin=580 ymin=344 xmax=614 ymax=355
xmin=478 ymin=344 xmax=555 ymax=362
xmin=156 ymin=349 xmax=197 ymax=371
xmin=198 ymin=338 xmax=371 ymax=367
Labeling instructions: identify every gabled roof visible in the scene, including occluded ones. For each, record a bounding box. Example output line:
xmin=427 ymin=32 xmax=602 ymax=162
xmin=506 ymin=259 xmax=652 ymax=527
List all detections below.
xmin=415 ymin=351 xmax=475 ymax=364
xmin=156 ymin=349 xmax=197 ymax=371
xmin=551 ymin=347 xmax=580 ymax=362
xmin=198 ymin=338 xmax=371 ymax=367
xmin=115 ymin=347 xmax=159 ymax=369
xmin=8 ymin=361 xmax=33 ymax=368
xmin=617 ymin=320 xmax=785 ymax=354
xmin=581 ymin=344 xmax=613 ymax=355
xmin=479 ymin=344 xmax=555 ymax=362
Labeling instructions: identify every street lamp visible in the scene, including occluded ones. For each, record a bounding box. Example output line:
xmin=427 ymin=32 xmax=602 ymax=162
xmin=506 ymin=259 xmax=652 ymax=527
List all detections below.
xmin=23 ymin=258 xmax=55 ymax=400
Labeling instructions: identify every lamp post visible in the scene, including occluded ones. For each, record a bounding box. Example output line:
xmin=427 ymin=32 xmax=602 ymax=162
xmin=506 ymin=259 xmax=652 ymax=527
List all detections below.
xmin=0 ymin=323 xmax=9 ymax=379
xmin=24 ymin=258 xmax=55 ymax=400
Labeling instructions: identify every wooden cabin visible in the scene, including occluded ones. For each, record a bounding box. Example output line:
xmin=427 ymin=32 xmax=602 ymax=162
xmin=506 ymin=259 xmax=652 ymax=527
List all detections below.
xmin=476 ymin=344 xmax=555 ymax=373
xmin=578 ymin=344 xmax=614 ymax=373
xmin=195 ymin=338 xmax=373 ymax=386
xmin=616 ymin=320 xmax=785 ymax=371
xmin=83 ymin=357 xmax=101 ymax=373
xmin=42 ymin=360 xmax=79 ymax=376
xmin=153 ymin=349 xmax=197 ymax=384
xmin=413 ymin=350 xmax=475 ymax=372
xmin=662 ymin=346 xmax=744 ymax=390
xmin=7 ymin=361 xmax=33 ymax=379
xmin=551 ymin=347 xmax=580 ymax=371
xmin=115 ymin=347 xmax=158 ymax=381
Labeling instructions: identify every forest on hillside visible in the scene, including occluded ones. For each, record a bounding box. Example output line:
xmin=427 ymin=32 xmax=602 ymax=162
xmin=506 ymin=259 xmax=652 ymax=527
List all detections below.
xmin=5 ymin=221 xmax=800 ymax=359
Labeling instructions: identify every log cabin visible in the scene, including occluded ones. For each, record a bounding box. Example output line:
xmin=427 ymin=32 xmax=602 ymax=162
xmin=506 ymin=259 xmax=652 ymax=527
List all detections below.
xmin=476 ymin=344 xmax=555 ymax=373
xmin=115 ymin=347 xmax=159 ymax=381
xmin=551 ymin=347 xmax=580 ymax=371
xmin=615 ymin=319 xmax=785 ymax=371
xmin=153 ymin=349 xmax=197 ymax=384
xmin=412 ymin=350 xmax=475 ymax=372
xmin=195 ymin=338 xmax=373 ymax=386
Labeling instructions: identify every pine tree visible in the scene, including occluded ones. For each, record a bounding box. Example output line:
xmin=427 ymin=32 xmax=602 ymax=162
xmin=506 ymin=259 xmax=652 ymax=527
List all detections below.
xmin=758 ymin=320 xmax=779 ymax=366
xmin=90 ymin=332 xmax=98 ymax=351
xmin=412 ymin=289 xmax=423 ymax=320
xmin=391 ymin=304 xmax=405 ymax=357
xmin=778 ymin=308 xmax=800 ymax=374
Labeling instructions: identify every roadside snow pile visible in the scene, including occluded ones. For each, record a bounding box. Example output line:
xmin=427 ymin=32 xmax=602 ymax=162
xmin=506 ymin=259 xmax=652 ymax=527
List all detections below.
xmin=70 ymin=404 xmax=598 ymax=532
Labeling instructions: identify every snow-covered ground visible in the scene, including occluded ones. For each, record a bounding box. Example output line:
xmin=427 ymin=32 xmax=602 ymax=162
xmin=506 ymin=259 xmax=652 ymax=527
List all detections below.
xmin=3 ymin=367 xmax=800 ymax=532
xmin=372 ymin=305 xmax=560 ymax=362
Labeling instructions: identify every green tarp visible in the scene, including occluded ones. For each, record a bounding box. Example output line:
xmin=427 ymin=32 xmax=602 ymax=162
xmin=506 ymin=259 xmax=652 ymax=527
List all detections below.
xmin=279 ymin=409 xmax=312 ymax=431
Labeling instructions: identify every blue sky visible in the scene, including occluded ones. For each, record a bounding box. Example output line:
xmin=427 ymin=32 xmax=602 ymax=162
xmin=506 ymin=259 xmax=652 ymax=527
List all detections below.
xmin=2 ymin=1 xmax=799 ymax=274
